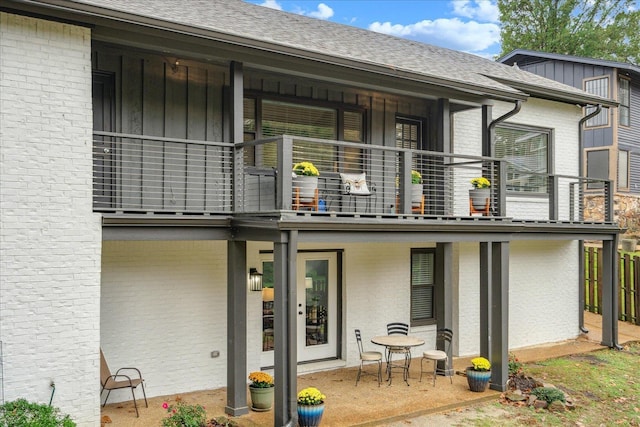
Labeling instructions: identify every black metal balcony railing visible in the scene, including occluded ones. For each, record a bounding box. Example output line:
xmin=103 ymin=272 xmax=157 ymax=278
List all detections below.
xmin=92 ymin=132 xmax=613 ymax=223
xmin=93 ymin=131 xmax=234 ymax=213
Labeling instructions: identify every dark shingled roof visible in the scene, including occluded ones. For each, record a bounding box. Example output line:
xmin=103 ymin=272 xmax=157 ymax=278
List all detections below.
xmin=32 ymin=0 xmax=615 ymax=106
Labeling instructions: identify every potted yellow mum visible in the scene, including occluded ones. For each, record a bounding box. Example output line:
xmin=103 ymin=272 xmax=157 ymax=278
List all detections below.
xmin=248 ymin=371 xmax=274 ymax=411
xmin=296 ymin=386 xmax=325 ymax=427
xmin=466 ymin=356 xmax=491 ymax=392
xmin=469 ymin=177 xmax=491 ymax=211
xmin=292 ymin=161 xmax=320 ymax=203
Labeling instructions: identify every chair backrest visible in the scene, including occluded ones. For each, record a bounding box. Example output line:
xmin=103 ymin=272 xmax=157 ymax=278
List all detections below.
xmin=436 ymin=328 xmax=453 ymax=354
xmin=100 ymin=349 xmax=112 ymax=386
xmin=354 ymin=329 xmax=364 ymax=356
xmin=387 ymin=322 xmax=409 ymax=336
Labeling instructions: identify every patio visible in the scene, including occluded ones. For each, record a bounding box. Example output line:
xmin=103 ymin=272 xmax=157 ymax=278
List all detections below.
xmin=100 ymin=312 xmax=640 ymax=427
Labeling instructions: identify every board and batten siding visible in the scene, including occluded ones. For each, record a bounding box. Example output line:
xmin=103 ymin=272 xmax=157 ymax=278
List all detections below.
xmin=618 ymin=76 xmax=640 ymax=194
xmin=519 ymin=59 xmax=615 ymax=149
xmin=93 ymin=45 xmax=232 ymax=212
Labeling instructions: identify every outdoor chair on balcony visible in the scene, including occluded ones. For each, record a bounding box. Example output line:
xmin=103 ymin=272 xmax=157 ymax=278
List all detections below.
xmin=355 ymin=329 xmax=383 ymax=386
xmin=385 ymin=322 xmax=411 ymax=382
xmin=340 ymin=172 xmax=376 ymax=212
xmin=100 ymin=349 xmax=148 ymax=417
xmin=419 ymin=328 xmax=453 ymax=386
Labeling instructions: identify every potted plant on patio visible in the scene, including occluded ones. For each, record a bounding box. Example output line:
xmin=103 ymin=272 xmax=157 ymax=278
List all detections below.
xmin=292 ymin=161 xmax=320 ymax=202
xmin=469 ymin=177 xmax=491 ymax=211
xmin=248 ymin=371 xmax=274 ymax=411
xmin=411 ymin=170 xmax=423 ymax=204
xmin=466 ymin=356 xmax=491 ymax=392
xmin=296 ymin=386 xmax=326 ymax=427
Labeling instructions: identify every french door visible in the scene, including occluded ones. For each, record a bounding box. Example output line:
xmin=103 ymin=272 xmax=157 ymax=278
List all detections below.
xmin=260 ymin=252 xmax=338 ymax=367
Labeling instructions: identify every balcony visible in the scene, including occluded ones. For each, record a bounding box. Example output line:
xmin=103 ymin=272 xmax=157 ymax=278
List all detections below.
xmin=93 ymin=132 xmax=613 ymax=225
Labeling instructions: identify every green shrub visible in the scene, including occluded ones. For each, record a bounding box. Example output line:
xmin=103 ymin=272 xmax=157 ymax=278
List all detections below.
xmin=0 ymin=399 xmax=76 ymax=427
xmin=161 ymin=400 xmax=206 ymax=427
xmin=531 ymin=386 xmax=566 ymax=404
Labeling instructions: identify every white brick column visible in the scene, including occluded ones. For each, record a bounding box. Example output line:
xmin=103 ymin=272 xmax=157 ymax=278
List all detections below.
xmin=0 ymin=12 xmax=101 ymax=426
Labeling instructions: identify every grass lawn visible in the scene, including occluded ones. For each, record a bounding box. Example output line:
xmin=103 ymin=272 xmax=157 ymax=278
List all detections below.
xmin=462 ymin=341 xmax=640 ymax=426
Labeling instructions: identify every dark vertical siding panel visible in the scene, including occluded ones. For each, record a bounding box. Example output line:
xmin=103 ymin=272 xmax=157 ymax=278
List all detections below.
xmin=206 ymin=69 xmax=228 ymax=211
xmin=279 ymin=81 xmax=296 ymax=96
xmin=185 ymin=67 xmax=207 ymax=211
xmin=296 ymin=84 xmax=312 ymax=98
xmin=208 ymin=69 xmax=225 ymax=142
xmin=142 ymin=56 xmax=165 ymax=209
xmin=327 ymin=89 xmax=342 ymax=103
xmin=120 ymin=56 xmax=144 ymax=208
xmin=164 ymin=64 xmax=188 ymax=209
xmin=262 ymin=79 xmax=278 ymax=93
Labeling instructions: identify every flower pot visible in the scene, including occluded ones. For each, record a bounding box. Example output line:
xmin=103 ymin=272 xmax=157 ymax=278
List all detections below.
xmin=411 ymin=183 xmax=423 ymax=204
xmin=466 ymin=368 xmax=491 ymax=392
xmin=297 ymin=403 xmax=324 ymax=427
xmin=249 ymin=386 xmax=274 ymax=411
xmin=293 ymin=175 xmax=319 ymax=203
xmin=469 ymin=188 xmax=490 ymax=210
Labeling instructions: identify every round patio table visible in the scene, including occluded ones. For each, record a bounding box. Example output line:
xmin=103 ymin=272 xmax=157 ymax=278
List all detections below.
xmin=371 ymin=335 xmax=425 ymax=385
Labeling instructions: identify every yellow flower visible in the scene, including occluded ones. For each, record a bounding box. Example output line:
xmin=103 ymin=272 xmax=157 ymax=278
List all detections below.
xmin=411 ymin=170 xmax=422 ymax=184
xmin=293 ymin=161 xmax=320 ymax=177
xmin=470 ymin=177 xmax=490 ymax=189
xmin=248 ymin=371 xmax=274 ymax=388
xmin=297 ymin=387 xmax=325 ymax=405
xmin=470 ymin=357 xmax=491 ymax=371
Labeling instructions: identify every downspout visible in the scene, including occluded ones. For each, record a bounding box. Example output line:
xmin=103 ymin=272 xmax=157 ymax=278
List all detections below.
xmin=487 ymin=100 xmax=522 ymax=216
xmin=577 ymin=104 xmax=602 ymax=333
xmin=488 ymin=100 xmax=522 ymax=136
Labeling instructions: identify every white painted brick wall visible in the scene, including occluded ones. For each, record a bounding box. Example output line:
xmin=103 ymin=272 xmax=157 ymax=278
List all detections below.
xmin=100 ymin=239 xmax=580 ymax=404
xmin=101 ymin=241 xmax=228 ymax=401
xmin=456 ymin=240 xmax=579 ymax=356
xmin=454 ymin=98 xmax=582 ymax=219
xmin=0 ymin=12 xmax=100 ymax=426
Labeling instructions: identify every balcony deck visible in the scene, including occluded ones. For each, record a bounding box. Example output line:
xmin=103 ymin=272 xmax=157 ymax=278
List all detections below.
xmin=94 ymin=132 xmax=617 ymax=235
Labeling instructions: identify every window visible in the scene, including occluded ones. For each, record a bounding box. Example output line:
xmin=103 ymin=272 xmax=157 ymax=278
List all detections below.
xmin=586 ymin=149 xmax=609 ymax=189
xmin=584 ymin=77 xmax=610 ymax=127
xmin=411 ymin=248 xmax=435 ymax=326
xmin=396 ymin=116 xmax=426 ymax=180
xmin=396 ymin=117 xmax=422 ymax=150
xmin=243 ymin=97 xmax=365 ymax=171
xmin=618 ymin=150 xmax=629 ymax=190
xmin=494 ymin=124 xmax=550 ymax=194
xmin=619 ymin=78 xmax=630 ymax=127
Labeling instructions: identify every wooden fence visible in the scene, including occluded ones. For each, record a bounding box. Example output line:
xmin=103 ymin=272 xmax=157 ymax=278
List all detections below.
xmin=584 ymin=246 xmax=640 ymax=325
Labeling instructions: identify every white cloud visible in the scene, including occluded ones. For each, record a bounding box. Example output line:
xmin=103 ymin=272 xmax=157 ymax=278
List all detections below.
xmin=452 ymin=0 xmax=499 ymax=23
xmin=259 ymin=0 xmax=282 ymax=10
xmin=307 ymin=3 xmax=334 ymax=20
xmin=369 ymin=17 xmax=500 ymax=53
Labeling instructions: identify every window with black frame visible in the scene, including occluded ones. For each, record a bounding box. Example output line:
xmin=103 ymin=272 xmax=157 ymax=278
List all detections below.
xmin=242 ymin=97 xmax=364 ymax=173
xmin=411 ymin=248 xmax=435 ymax=326
xmin=494 ymin=124 xmax=551 ymax=194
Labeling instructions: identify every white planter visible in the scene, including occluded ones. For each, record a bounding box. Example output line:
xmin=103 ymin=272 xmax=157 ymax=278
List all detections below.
xmin=469 ymin=188 xmax=490 ymax=210
xmin=293 ymin=175 xmax=318 ymax=202
xmin=411 ymin=184 xmax=423 ymax=204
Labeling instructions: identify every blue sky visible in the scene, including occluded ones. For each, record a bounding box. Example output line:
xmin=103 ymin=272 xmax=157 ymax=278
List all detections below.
xmin=243 ymin=0 xmax=503 ymax=58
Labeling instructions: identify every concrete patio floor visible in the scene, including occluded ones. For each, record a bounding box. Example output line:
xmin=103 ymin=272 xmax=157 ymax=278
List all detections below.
xmin=100 ymin=312 xmax=640 ymax=427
